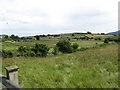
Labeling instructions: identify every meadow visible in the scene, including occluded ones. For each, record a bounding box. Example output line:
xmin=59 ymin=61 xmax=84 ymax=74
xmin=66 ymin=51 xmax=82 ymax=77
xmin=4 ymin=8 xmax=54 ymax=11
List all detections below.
xmin=2 ymin=40 xmax=104 ymax=51
xmin=2 ymin=43 xmax=118 ymax=88
xmin=1 ymin=34 xmax=119 ymax=88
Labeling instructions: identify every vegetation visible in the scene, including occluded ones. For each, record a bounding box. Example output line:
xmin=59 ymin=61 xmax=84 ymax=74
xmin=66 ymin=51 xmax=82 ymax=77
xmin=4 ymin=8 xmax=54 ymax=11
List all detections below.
xmin=2 ymin=44 xmax=118 ymax=88
xmin=104 ymin=39 xmax=109 ymax=44
xmin=1 ymin=32 xmax=119 ymax=88
xmin=56 ymin=40 xmax=73 ymax=53
xmin=32 ymin=43 xmax=49 ymax=57
xmin=72 ymin=43 xmax=79 ymax=51
xmin=52 ymin=46 xmax=59 ymax=55
xmin=2 ymin=50 xmax=13 ymax=58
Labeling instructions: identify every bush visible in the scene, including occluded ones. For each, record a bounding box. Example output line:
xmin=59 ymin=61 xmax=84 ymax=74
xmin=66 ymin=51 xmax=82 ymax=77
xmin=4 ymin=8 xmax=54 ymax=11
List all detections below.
xmin=52 ymin=46 xmax=59 ymax=55
xmin=2 ymin=50 xmax=13 ymax=58
xmin=18 ymin=46 xmax=35 ymax=57
xmin=104 ymin=39 xmax=109 ymax=43
xmin=24 ymin=50 xmax=35 ymax=57
xmin=56 ymin=40 xmax=73 ymax=53
xmin=72 ymin=43 xmax=79 ymax=52
xmin=18 ymin=46 xmax=27 ymax=56
xmin=32 ymin=43 xmax=49 ymax=57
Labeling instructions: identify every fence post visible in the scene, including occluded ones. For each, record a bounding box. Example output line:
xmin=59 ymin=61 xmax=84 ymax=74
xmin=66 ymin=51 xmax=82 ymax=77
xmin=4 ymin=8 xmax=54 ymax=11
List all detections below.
xmin=5 ymin=65 xmax=19 ymax=85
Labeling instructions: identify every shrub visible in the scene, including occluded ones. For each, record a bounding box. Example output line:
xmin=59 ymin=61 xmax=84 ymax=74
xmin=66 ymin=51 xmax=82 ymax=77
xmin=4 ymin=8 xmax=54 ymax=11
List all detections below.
xmin=18 ymin=46 xmax=27 ymax=56
xmin=72 ymin=34 xmax=75 ymax=36
xmin=52 ymin=46 xmax=59 ymax=55
xmin=32 ymin=43 xmax=49 ymax=57
xmin=98 ymin=38 xmax=101 ymax=40
xmin=72 ymin=43 xmax=79 ymax=52
xmin=24 ymin=50 xmax=35 ymax=57
xmin=56 ymin=40 xmax=73 ymax=53
xmin=104 ymin=39 xmax=109 ymax=44
xmin=2 ymin=50 xmax=13 ymax=58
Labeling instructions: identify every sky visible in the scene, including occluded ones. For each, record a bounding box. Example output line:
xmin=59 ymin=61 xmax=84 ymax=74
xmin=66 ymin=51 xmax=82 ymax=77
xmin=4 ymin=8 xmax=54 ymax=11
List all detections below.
xmin=0 ymin=0 xmax=119 ymax=36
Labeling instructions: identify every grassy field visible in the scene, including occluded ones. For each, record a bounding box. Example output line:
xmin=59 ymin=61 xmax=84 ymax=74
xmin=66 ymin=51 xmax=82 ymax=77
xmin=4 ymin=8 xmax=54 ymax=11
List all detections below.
xmin=2 ymin=40 xmax=104 ymax=51
xmin=2 ymin=44 xmax=118 ymax=88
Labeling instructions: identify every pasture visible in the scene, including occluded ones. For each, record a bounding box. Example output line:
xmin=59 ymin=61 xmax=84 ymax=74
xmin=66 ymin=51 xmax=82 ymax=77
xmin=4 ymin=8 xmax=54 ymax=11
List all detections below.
xmin=1 ymin=34 xmax=119 ymax=88
xmin=2 ymin=40 xmax=104 ymax=51
xmin=2 ymin=44 xmax=118 ymax=88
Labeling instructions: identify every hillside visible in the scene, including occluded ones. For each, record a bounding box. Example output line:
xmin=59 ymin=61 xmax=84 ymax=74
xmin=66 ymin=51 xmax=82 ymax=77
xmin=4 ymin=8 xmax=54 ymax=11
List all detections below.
xmin=107 ymin=30 xmax=120 ymax=35
xmin=2 ymin=44 xmax=118 ymax=88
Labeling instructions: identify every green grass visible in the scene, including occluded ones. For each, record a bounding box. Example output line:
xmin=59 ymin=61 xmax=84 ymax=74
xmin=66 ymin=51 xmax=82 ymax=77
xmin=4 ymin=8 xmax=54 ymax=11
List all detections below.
xmin=71 ymin=40 xmax=103 ymax=48
xmin=2 ymin=44 xmax=118 ymax=88
xmin=2 ymin=41 xmax=18 ymax=50
xmin=3 ymin=40 xmax=104 ymax=51
xmin=2 ymin=40 xmax=105 ymax=55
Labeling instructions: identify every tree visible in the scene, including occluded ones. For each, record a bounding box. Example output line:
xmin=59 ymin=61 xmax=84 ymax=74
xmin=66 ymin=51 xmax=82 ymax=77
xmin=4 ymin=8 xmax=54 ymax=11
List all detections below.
xmin=34 ymin=35 xmax=40 ymax=40
xmin=56 ymin=40 xmax=73 ymax=53
xmin=101 ymin=33 xmax=105 ymax=35
xmin=32 ymin=43 xmax=49 ymax=57
xmin=87 ymin=31 xmax=91 ymax=34
xmin=104 ymin=39 xmax=109 ymax=43
xmin=72 ymin=43 xmax=79 ymax=51
xmin=10 ymin=34 xmax=19 ymax=41
xmin=4 ymin=35 xmax=9 ymax=39
xmin=72 ymin=34 xmax=75 ymax=36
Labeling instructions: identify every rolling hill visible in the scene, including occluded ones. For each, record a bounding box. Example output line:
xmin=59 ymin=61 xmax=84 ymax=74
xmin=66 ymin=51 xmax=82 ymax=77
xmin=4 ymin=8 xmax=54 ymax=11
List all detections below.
xmin=107 ymin=30 xmax=120 ymax=35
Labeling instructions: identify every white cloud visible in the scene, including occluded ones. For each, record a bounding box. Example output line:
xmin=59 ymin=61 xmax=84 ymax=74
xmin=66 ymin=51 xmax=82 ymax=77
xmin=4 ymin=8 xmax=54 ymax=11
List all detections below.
xmin=0 ymin=0 xmax=119 ymax=36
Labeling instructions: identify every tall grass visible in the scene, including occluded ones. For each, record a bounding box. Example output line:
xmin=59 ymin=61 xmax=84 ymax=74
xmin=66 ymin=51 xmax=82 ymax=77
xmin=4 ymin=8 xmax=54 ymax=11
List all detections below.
xmin=2 ymin=44 xmax=118 ymax=88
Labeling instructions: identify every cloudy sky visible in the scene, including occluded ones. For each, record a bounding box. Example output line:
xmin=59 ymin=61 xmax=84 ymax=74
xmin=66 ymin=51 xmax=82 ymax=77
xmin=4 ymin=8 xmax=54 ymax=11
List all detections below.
xmin=0 ymin=0 xmax=119 ymax=36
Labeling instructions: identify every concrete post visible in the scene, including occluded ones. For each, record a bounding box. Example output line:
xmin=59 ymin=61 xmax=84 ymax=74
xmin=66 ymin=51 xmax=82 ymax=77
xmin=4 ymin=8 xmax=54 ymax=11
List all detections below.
xmin=5 ymin=65 xmax=19 ymax=85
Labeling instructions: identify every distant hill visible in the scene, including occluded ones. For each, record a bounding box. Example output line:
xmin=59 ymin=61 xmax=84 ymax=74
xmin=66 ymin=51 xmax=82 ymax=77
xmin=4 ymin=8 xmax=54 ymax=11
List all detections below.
xmin=107 ymin=30 xmax=120 ymax=35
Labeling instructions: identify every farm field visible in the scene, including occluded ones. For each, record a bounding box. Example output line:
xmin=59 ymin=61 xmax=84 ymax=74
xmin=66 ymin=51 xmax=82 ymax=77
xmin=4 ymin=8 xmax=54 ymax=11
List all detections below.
xmin=2 ymin=44 xmax=118 ymax=88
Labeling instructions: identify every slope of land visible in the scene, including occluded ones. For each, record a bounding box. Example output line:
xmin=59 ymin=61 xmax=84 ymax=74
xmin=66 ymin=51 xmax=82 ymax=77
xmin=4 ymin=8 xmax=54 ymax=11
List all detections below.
xmin=2 ymin=44 xmax=118 ymax=88
xmin=107 ymin=30 xmax=120 ymax=35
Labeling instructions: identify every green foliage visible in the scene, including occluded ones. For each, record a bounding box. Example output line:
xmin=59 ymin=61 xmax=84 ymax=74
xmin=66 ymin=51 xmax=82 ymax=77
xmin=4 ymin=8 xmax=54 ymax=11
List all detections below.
xmin=52 ymin=46 xmax=59 ymax=55
xmin=72 ymin=34 xmax=75 ymax=36
xmin=18 ymin=46 xmax=35 ymax=57
xmin=18 ymin=46 xmax=27 ymax=56
xmin=24 ymin=50 xmax=35 ymax=57
xmin=87 ymin=31 xmax=91 ymax=34
xmin=2 ymin=50 xmax=13 ymax=58
xmin=10 ymin=34 xmax=20 ymax=41
xmin=104 ymin=39 xmax=109 ymax=44
xmin=72 ymin=43 xmax=79 ymax=51
xmin=18 ymin=43 xmax=49 ymax=57
xmin=56 ymin=40 xmax=73 ymax=53
xmin=2 ymin=44 xmax=118 ymax=88
xmin=34 ymin=35 xmax=40 ymax=40
xmin=33 ymin=43 xmax=49 ymax=57
xmin=101 ymin=33 xmax=105 ymax=35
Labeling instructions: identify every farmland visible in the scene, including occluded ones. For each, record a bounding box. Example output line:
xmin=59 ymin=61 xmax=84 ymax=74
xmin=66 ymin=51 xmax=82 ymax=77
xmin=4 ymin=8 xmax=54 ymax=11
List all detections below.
xmin=1 ymin=33 xmax=119 ymax=88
